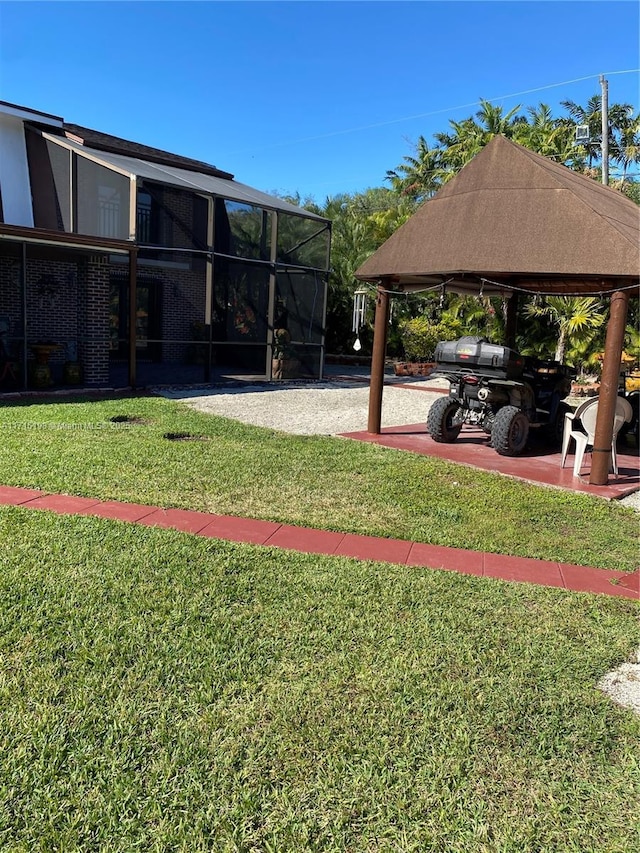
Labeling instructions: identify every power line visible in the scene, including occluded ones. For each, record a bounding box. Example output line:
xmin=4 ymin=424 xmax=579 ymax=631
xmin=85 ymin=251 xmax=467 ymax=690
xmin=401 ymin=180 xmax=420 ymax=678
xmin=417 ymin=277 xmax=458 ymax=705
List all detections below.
xmin=247 ymin=69 xmax=640 ymax=153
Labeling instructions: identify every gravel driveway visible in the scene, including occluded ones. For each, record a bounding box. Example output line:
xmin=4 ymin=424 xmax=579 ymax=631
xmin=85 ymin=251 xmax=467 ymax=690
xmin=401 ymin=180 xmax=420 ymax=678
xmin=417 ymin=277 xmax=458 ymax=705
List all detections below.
xmin=159 ymin=377 xmax=448 ymax=436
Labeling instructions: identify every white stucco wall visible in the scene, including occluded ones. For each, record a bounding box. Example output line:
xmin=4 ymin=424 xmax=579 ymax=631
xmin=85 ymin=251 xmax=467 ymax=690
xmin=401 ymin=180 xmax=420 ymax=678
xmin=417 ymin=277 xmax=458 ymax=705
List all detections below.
xmin=0 ymin=112 xmax=34 ymax=226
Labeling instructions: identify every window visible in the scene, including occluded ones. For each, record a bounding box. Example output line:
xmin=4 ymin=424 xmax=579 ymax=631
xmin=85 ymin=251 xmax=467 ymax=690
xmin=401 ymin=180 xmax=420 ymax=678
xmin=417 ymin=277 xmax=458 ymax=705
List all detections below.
xmin=98 ymin=185 xmax=122 ymax=238
xmin=136 ymin=190 xmax=153 ymax=243
xmin=75 ymin=155 xmax=130 ymax=239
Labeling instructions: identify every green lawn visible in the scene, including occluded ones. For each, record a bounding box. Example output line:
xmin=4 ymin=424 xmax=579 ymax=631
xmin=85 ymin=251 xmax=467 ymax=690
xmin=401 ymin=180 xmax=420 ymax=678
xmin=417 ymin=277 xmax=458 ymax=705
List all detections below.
xmin=0 ymin=394 xmax=637 ymax=571
xmin=1 ymin=509 xmax=639 ymax=852
xmin=0 ymin=394 xmax=638 ymax=850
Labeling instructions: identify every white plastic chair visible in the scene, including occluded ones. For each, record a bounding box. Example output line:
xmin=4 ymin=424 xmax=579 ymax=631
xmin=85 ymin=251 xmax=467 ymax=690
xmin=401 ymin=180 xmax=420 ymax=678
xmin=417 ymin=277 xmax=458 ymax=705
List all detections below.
xmin=561 ymin=396 xmax=633 ymax=477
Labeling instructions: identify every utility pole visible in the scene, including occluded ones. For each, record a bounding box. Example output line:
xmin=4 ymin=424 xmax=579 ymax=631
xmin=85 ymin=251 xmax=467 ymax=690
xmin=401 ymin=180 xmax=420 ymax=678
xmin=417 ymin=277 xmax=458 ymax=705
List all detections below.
xmin=600 ymin=74 xmax=609 ymax=186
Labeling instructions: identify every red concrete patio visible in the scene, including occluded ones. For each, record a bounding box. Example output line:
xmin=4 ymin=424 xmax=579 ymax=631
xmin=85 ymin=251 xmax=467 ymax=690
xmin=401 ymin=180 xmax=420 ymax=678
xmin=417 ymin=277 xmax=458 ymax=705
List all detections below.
xmin=339 ymin=382 xmax=640 ymax=501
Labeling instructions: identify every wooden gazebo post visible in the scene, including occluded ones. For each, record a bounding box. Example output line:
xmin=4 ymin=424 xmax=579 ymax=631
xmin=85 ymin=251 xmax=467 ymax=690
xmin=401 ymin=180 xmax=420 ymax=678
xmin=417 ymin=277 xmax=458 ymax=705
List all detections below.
xmin=367 ymin=283 xmax=391 ymax=434
xmin=589 ymin=289 xmax=630 ymax=485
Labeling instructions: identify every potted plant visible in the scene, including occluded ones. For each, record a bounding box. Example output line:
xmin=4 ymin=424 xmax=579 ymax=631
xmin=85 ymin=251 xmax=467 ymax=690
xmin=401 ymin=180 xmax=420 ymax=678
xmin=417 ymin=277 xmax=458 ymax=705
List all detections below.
xmin=63 ymin=341 xmax=83 ymax=385
xmin=272 ymin=329 xmax=300 ymax=379
xmin=28 ymin=340 xmax=61 ymax=388
xmin=395 ymin=317 xmax=442 ymax=376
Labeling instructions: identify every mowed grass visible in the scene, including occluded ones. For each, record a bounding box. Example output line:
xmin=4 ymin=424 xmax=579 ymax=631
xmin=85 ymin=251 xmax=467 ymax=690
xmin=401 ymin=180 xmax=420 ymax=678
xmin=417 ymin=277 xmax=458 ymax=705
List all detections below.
xmin=0 ymin=394 xmax=638 ymax=570
xmin=1 ymin=508 xmax=639 ymax=852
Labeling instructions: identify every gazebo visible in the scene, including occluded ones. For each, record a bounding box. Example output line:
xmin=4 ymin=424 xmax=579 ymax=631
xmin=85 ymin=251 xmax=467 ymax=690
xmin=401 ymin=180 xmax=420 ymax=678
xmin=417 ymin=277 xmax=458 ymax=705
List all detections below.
xmin=355 ymin=135 xmax=639 ymax=485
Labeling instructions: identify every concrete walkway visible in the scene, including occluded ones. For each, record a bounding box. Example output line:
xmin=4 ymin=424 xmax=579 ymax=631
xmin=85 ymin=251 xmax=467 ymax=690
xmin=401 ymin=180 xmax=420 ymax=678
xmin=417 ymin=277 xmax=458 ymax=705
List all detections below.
xmin=1 ymin=484 xmax=637 ymax=600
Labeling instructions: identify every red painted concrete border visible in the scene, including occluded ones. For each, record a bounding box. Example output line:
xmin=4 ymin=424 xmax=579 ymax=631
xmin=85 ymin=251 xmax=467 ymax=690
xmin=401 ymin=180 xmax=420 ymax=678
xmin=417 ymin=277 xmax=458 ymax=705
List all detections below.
xmin=1 ymin=485 xmax=637 ymax=600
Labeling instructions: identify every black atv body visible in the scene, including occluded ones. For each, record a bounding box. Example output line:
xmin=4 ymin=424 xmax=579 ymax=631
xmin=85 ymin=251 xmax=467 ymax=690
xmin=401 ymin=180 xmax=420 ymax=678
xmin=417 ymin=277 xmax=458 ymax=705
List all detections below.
xmin=427 ymin=336 xmax=574 ymax=456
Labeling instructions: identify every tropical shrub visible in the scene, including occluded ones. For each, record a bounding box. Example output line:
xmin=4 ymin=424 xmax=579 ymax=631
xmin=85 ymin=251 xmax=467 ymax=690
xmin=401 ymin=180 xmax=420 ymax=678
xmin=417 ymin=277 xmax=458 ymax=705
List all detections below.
xmin=398 ymin=317 xmax=456 ymax=361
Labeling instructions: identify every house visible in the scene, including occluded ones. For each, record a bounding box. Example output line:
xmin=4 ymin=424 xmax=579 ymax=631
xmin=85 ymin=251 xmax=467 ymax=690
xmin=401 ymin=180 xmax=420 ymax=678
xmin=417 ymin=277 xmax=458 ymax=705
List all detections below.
xmin=0 ymin=101 xmax=331 ymax=391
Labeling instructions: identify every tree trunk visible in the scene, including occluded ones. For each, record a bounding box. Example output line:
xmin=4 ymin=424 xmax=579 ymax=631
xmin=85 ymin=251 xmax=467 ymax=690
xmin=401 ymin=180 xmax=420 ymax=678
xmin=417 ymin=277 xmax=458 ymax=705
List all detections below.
xmin=554 ymin=328 xmax=566 ymax=363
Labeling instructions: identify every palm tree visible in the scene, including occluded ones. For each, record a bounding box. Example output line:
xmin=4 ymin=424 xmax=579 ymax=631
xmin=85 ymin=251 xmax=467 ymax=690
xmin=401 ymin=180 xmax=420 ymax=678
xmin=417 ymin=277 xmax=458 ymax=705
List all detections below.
xmin=616 ymin=110 xmax=640 ymax=183
xmin=560 ymin=95 xmax=635 ymax=173
xmin=624 ymin=321 xmax=640 ymax=367
xmin=475 ymin=99 xmax=527 ymax=136
xmin=440 ymin=295 xmax=504 ymax=342
xmin=607 ymin=103 xmax=637 ymax=165
xmin=385 ymin=136 xmax=445 ymax=203
xmin=514 ymin=103 xmax=586 ymax=169
xmin=433 ymin=118 xmax=484 ymax=171
xmin=566 ymin=330 xmax=608 ymax=377
xmin=434 ymin=100 xmax=525 ymax=172
xmin=523 ymin=296 xmax=606 ymax=364
xmin=321 ymin=194 xmax=370 ymax=353
xmin=320 ymin=189 xmax=415 ymax=353
xmin=561 ymin=95 xmax=607 ymax=168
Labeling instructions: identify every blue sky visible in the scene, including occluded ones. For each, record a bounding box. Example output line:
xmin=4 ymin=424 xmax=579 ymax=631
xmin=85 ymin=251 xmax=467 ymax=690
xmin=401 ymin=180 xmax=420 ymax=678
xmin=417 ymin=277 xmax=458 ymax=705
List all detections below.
xmin=1 ymin=1 xmax=638 ymax=201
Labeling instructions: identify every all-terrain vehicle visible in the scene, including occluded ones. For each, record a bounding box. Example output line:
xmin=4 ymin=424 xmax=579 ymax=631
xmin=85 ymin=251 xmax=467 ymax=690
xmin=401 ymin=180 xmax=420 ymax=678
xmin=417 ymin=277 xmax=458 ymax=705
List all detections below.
xmin=427 ymin=336 xmax=574 ymax=456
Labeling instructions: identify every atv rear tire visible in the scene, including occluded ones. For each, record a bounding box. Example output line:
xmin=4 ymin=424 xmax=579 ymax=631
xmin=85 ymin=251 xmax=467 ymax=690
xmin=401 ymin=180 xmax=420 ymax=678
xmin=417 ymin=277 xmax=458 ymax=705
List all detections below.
xmin=491 ymin=406 xmax=529 ymax=456
xmin=427 ymin=397 xmax=463 ymax=443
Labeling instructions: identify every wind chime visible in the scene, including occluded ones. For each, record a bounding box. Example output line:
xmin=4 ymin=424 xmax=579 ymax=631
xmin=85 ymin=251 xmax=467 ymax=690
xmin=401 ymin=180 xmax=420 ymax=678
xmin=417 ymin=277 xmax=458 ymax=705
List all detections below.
xmin=352 ymin=288 xmax=368 ymax=351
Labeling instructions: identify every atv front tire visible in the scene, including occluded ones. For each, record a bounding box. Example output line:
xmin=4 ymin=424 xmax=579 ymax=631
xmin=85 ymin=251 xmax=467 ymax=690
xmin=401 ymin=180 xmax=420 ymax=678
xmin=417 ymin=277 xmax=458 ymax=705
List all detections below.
xmin=427 ymin=397 xmax=463 ymax=443
xmin=491 ymin=406 xmax=529 ymax=456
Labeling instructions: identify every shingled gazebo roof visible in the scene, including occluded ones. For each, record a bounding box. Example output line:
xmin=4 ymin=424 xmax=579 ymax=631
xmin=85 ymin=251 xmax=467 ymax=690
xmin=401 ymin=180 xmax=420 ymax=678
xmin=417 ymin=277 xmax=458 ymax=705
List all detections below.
xmin=355 ymin=135 xmax=639 ymax=295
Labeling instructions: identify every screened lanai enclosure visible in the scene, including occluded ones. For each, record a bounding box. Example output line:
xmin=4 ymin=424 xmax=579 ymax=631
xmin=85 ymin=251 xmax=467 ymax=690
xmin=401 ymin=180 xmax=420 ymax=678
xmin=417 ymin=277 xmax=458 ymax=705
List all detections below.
xmin=107 ymin=190 xmax=330 ymax=387
xmin=0 ymin=108 xmax=331 ymax=391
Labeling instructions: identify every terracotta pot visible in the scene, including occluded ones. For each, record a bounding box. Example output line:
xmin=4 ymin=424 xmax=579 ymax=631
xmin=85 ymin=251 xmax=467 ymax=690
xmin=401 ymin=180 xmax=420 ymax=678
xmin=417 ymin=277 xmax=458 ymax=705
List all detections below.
xmin=272 ymin=358 xmax=300 ymax=380
xmin=571 ymin=382 xmax=599 ymax=397
xmin=395 ymin=361 xmax=436 ymax=377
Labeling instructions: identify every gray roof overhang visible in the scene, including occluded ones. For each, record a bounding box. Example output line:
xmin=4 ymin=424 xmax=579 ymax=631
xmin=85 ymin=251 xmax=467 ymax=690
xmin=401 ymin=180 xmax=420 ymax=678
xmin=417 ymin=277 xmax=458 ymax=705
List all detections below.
xmin=42 ymin=133 xmax=329 ymax=223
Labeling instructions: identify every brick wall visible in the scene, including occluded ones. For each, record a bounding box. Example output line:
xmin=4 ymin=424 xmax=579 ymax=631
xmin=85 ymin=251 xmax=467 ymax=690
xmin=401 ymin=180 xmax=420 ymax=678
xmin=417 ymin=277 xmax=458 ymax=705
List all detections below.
xmin=78 ymin=255 xmax=110 ymax=385
xmin=112 ymin=256 xmax=207 ymax=365
xmin=156 ymin=260 xmax=207 ymax=363
xmin=148 ymin=185 xmax=207 ymax=251
xmin=0 ymin=250 xmax=111 ymax=386
xmin=26 ymin=259 xmax=79 ymax=358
